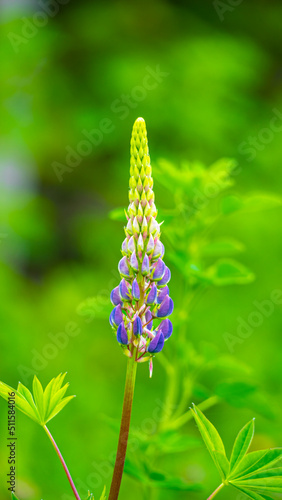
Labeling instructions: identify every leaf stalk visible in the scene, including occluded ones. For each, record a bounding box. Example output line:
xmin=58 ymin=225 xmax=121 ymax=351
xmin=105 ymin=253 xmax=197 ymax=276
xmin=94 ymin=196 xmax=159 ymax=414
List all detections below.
xmin=207 ymin=482 xmax=224 ymax=499
xmin=44 ymin=425 xmax=81 ymax=500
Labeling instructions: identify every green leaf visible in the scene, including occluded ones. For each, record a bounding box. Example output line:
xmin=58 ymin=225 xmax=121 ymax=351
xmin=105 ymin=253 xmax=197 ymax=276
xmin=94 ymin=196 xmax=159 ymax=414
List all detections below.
xmin=242 ymin=194 xmax=282 ymax=213
xmin=205 ymin=258 xmax=255 ymax=286
xmin=190 ymin=404 xmax=228 ymax=479
xmin=33 ymin=376 xmax=45 ymax=424
xmin=47 ymin=395 xmax=75 ymax=422
xmin=213 ymin=450 xmax=230 ymax=478
xmin=0 ymin=381 xmax=39 ymax=423
xmin=221 ymin=193 xmax=282 ymax=216
xmin=229 ymin=419 xmax=255 ymax=474
xmin=229 ymin=448 xmax=282 ymax=480
xmin=153 ymin=431 xmax=201 ymax=454
xmin=202 ymin=238 xmax=244 ymax=257
xmin=243 ymin=467 xmax=282 ymax=480
xmin=233 ymin=475 xmax=282 ymax=493
xmin=214 ymin=381 xmax=275 ymax=420
xmin=0 ymin=374 xmax=74 ymax=426
xmin=43 ymin=377 xmax=56 ymax=419
xmin=11 ymin=494 xmax=20 ymax=500
xmin=231 ymin=483 xmax=273 ymax=500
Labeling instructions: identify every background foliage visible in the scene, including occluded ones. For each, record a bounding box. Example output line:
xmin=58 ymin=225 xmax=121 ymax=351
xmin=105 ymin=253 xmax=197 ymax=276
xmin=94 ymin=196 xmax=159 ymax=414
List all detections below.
xmin=0 ymin=1 xmax=282 ymax=499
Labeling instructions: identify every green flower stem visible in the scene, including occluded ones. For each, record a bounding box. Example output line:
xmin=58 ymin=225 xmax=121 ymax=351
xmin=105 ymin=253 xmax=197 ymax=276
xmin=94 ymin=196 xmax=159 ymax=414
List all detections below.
xmin=108 ymin=354 xmax=137 ymax=500
xmin=207 ymin=483 xmax=224 ymax=499
xmin=44 ymin=425 xmax=81 ymax=500
xmin=167 ymin=396 xmax=220 ymax=431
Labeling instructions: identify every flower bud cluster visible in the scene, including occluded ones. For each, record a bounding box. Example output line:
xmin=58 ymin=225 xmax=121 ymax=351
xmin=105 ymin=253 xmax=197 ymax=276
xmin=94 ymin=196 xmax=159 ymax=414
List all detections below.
xmin=110 ymin=118 xmax=173 ymax=374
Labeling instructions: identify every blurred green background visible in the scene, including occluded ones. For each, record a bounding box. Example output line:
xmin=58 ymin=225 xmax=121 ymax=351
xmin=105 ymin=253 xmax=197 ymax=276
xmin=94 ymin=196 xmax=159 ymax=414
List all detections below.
xmin=0 ymin=1 xmax=282 ymax=499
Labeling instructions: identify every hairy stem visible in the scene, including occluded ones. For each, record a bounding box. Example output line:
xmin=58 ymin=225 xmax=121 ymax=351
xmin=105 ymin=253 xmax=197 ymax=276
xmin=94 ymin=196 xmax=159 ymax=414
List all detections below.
xmin=44 ymin=425 xmax=81 ymax=500
xmin=108 ymin=354 xmax=137 ymax=500
xmin=207 ymin=483 xmax=224 ymax=499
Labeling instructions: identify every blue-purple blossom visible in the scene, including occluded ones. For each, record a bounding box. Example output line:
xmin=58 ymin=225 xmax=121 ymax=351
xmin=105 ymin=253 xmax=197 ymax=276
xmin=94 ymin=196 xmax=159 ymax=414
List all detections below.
xmin=147 ymin=283 xmax=157 ymax=305
xmin=109 ymin=118 xmax=173 ymax=376
xmin=141 ymin=254 xmax=150 ymax=275
xmin=148 ymin=330 xmax=165 ymax=353
xmin=145 ymin=310 xmax=153 ymax=330
xmin=156 ymin=295 xmax=174 ymax=318
xmin=110 ymin=304 xmax=123 ymax=328
xmin=158 ymin=266 xmax=171 ymax=287
xmin=152 ymin=259 xmax=166 ymax=281
xmin=118 ymin=257 xmax=130 ymax=278
xmin=119 ymin=279 xmax=130 ymax=301
xmin=133 ymin=316 xmax=142 ymax=336
xmin=132 ymin=278 xmax=140 ymax=300
xmin=157 ymin=285 xmax=169 ymax=304
xmin=158 ymin=319 xmax=173 ymax=339
xmin=130 ymin=251 xmax=139 ymax=272
xmin=110 ymin=286 xmax=122 ymax=306
xmin=117 ymin=322 xmax=129 ymax=345
xmin=152 ymin=240 xmax=164 ymax=259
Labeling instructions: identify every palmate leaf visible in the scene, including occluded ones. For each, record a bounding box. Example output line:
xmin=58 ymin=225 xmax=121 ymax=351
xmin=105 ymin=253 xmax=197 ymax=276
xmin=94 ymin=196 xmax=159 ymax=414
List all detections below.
xmin=229 ymin=419 xmax=255 ymax=474
xmin=232 ymin=473 xmax=282 ymax=493
xmin=229 ymin=448 xmax=282 ymax=480
xmin=231 ymin=483 xmax=274 ymax=500
xmin=0 ymin=373 xmax=75 ymax=426
xmin=191 ymin=406 xmax=282 ymax=499
xmin=190 ymin=404 xmax=229 ymax=479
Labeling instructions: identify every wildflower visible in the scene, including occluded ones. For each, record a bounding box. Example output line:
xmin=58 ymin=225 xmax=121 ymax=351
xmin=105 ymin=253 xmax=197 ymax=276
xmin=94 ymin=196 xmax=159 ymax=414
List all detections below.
xmin=110 ymin=117 xmax=173 ymax=375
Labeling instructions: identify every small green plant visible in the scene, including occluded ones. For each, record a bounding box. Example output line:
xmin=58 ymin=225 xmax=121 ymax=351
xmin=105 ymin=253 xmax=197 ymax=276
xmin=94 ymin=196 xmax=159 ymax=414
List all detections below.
xmin=191 ymin=404 xmax=282 ymax=499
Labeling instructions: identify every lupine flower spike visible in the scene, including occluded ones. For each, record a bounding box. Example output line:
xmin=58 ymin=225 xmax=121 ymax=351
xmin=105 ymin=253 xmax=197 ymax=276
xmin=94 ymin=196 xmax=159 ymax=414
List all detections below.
xmin=110 ymin=117 xmax=173 ymax=377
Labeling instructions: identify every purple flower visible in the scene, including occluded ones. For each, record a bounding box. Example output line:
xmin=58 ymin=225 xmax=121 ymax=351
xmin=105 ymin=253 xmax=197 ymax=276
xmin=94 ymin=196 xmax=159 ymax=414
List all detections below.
xmin=148 ymin=330 xmax=164 ymax=353
xmin=157 ymin=285 xmax=169 ymax=305
xmin=110 ymin=286 xmax=122 ymax=306
xmin=121 ymin=239 xmax=128 ymax=253
xmin=146 ymin=234 xmax=154 ymax=254
xmin=156 ymin=295 xmax=174 ymax=318
xmin=117 ymin=322 xmax=129 ymax=345
xmin=146 ymin=283 xmax=157 ymax=305
xmin=119 ymin=279 xmax=130 ymax=301
xmin=132 ymin=278 xmax=140 ymax=300
xmin=110 ymin=118 xmax=173 ymax=372
xmin=152 ymin=259 xmax=166 ymax=281
xmin=158 ymin=319 xmax=173 ymax=340
xmin=145 ymin=310 xmax=153 ymax=330
xmin=118 ymin=257 xmax=130 ymax=278
xmin=158 ymin=266 xmax=171 ymax=287
xmin=128 ymin=236 xmax=135 ymax=254
xmin=133 ymin=316 xmax=142 ymax=336
xmin=141 ymin=254 xmax=150 ymax=275
xmin=130 ymin=251 xmax=139 ymax=272
xmin=110 ymin=304 xmax=123 ymax=328
xmin=152 ymin=240 xmax=164 ymax=260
